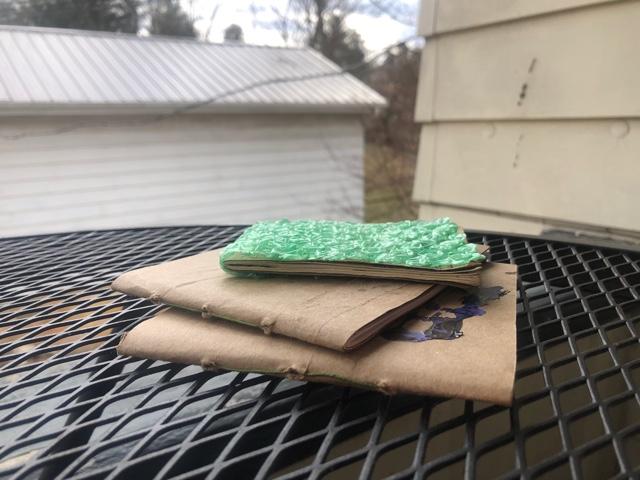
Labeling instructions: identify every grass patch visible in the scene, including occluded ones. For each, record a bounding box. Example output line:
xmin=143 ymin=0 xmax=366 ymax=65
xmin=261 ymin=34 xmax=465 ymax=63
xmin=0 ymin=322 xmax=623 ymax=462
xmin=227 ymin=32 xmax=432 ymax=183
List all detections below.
xmin=364 ymin=143 xmax=418 ymax=222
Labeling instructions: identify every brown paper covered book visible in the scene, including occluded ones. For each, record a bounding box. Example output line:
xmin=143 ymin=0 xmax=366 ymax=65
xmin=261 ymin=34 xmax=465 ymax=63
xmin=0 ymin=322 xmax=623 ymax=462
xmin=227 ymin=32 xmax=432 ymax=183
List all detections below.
xmin=222 ymin=246 xmax=489 ymax=288
xmin=118 ymin=262 xmax=518 ymax=405
xmin=112 ymin=250 xmax=446 ymax=351
xmin=218 ymin=219 xmax=487 ymax=287
xmin=222 ymin=260 xmax=483 ymax=287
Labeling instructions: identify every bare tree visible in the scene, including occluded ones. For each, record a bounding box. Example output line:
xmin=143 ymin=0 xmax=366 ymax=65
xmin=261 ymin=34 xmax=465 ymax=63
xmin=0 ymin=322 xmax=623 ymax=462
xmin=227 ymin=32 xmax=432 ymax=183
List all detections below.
xmin=259 ymin=0 xmax=420 ymax=222
xmin=264 ymin=0 xmax=416 ymax=45
xmin=267 ymin=2 xmax=361 ymax=46
xmin=366 ymin=0 xmax=416 ymax=26
xmin=147 ymin=0 xmax=196 ymax=37
xmin=0 ymin=0 xmax=140 ymax=33
xmin=203 ymin=3 xmax=220 ymax=41
xmin=363 ymin=43 xmax=421 ymax=221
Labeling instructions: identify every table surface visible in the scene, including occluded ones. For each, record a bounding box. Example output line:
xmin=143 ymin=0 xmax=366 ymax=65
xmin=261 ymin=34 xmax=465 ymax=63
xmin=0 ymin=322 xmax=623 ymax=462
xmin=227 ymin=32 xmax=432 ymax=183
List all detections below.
xmin=0 ymin=226 xmax=638 ymax=480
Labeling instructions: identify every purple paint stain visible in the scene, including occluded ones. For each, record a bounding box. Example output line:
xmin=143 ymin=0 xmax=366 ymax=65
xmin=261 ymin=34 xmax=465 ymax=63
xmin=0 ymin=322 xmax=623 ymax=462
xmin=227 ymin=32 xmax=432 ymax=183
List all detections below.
xmin=384 ymin=286 xmax=508 ymax=343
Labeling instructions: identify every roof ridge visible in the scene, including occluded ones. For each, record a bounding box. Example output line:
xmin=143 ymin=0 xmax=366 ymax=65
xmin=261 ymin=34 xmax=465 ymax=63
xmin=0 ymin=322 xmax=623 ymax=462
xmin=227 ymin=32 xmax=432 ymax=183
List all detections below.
xmin=0 ymin=24 xmax=307 ymax=50
xmin=0 ymin=24 xmax=386 ymax=112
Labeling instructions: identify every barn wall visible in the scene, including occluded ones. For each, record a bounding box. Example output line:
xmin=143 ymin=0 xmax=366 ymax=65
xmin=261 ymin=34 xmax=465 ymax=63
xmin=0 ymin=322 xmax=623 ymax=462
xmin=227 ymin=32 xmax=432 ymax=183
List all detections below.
xmin=413 ymin=0 xmax=640 ymax=239
xmin=0 ymin=114 xmax=364 ymax=236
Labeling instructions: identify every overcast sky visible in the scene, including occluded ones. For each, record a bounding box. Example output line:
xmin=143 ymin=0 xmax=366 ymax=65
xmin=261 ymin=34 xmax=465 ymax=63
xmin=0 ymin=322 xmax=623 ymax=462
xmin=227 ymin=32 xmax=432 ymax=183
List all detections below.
xmin=187 ymin=0 xmax=418 ymax=53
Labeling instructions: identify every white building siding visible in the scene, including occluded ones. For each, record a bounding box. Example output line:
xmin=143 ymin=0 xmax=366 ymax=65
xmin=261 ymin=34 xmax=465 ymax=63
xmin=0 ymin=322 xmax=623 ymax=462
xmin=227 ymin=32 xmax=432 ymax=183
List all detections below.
xmin=0 ymin=114 xmax=363 ymax=236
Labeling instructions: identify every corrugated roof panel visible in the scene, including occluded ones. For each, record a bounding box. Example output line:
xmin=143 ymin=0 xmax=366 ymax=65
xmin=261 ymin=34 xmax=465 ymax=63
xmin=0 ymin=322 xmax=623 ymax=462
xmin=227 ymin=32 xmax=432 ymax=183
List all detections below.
xmin=0 ymin=62 xmax=11 ymax=101
xmin=123 ymin=39 xmax=184 ymax=102
xmin=0 ymin=34 xmax=26 ymax=102
xmin=13 ymin=32 xmax=68 ymax=102
xmin=95 ymin=37 xmax=153 ymax=102
xmin=1 ymin=31 xmax=49 ymax=102
xmin=193 ymin=44 xmax=241 ymax=97
xmin=0 ymin=25 xmax=386 ymax=114
xmin=254 ymin=50 xmax=318 ymax=104
xmin=170 ymin=42 xmax=226 ymax=98
xmin=81 ymin=36 xmax=139 ymax=103
xmin=28 ymin=33 xmax=82 ymax=102
xmin=154 ymin=41 xmax=210 ymax=99
xmin=57 ymin=34 xmax=122 ymax=103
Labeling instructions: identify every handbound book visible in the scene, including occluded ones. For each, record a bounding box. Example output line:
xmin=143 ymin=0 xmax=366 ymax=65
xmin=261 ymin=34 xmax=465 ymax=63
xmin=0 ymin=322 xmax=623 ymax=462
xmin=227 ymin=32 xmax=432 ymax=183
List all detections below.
xmin=220 ymin=218 xmax=486 ymax=287
xmin=112 ymin=250 xmax=446 ymax=351
xmin=118 ymin=262 xmax=518 ymax=405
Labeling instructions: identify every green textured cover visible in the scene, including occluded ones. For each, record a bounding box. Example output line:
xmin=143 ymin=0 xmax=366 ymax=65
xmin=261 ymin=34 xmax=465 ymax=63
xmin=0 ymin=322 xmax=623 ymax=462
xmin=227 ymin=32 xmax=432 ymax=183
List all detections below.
xmin=220 ymin=218 xmax=484 ymax=271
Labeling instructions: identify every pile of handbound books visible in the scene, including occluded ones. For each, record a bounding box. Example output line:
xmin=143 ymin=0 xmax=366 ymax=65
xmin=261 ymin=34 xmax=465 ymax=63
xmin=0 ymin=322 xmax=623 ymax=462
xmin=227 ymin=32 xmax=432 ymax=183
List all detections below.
xmin=114 ymin=218 xmax=517 ymax=405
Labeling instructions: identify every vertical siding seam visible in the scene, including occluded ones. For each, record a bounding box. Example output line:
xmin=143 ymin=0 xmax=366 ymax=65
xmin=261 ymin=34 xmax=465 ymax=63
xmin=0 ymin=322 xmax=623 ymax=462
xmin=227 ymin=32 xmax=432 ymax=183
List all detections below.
xmin=427 ymin=125 xmax=438 ymax=203
xmin=432 ymin=0 xmax=440 ymax=33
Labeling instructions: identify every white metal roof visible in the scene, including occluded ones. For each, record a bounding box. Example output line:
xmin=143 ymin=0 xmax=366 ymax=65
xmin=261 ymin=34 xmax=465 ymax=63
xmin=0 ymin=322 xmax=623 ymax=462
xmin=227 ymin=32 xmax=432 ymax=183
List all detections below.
xmin=0 ymin=25 xmax=386 ymax=115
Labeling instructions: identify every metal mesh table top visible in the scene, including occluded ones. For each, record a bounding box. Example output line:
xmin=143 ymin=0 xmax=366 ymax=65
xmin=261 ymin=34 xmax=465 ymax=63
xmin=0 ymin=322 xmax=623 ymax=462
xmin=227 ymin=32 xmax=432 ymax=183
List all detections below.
xmin=0 ymin=226 xmax=638 ymax=480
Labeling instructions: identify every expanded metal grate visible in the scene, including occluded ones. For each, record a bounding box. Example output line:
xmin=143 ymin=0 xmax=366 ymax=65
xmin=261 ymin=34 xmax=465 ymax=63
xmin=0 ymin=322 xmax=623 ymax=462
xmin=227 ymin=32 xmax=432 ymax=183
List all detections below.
xmin=0 ymin=226 xmax=639 ymax=480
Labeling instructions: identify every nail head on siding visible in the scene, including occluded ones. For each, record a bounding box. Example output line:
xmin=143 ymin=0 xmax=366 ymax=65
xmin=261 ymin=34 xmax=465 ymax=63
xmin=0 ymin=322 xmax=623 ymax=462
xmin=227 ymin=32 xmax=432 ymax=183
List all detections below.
xmin=482 ymin=123 xmax=496 ymax=139
xmin=610 ymin=121 xmax=630 ymax=139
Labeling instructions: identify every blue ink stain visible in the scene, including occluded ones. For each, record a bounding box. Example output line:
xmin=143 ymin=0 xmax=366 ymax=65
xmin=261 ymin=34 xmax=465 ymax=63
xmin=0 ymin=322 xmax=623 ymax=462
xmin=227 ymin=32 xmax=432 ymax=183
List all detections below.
xmin=384 ymin=286 xmax=508 ymax=343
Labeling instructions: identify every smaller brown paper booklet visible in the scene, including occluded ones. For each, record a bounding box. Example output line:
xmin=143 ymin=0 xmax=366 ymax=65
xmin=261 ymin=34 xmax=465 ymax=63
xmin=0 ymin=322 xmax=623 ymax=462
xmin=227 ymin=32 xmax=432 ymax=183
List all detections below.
xmin=118 ymin=262 xmax=518 ymax=405
xmin=222 ymin=260 xmax=483 ymax=287
xmin=112 ymin=250 xmax=446 ymax=351
xmin=222 ymin=245 xmax=489 ymax=288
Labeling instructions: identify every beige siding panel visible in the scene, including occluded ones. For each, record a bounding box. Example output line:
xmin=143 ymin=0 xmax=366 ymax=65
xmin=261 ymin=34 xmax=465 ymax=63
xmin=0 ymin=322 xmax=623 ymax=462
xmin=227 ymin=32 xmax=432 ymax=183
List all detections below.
xmin=419 ymin=204 xmax=546 ymax=235
xmin=412 ymin=123 xmax=436 ymax=203
xmin=416 ymin=0 xmax=437 ymax=37
xmin=418 ymin=204 xmax=640 ymax=243
xmin=0 ymin=114 xmax=363 ymax=236
xmin=413 ymin=121 xmax=640 ymax=232
xmin=415 ymin=1 xmax=640 ymax=121
xmin=414 ymin=41 xmax=437 ymax=124
xmin=418 ymin=0 xmax=620 ymax=36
